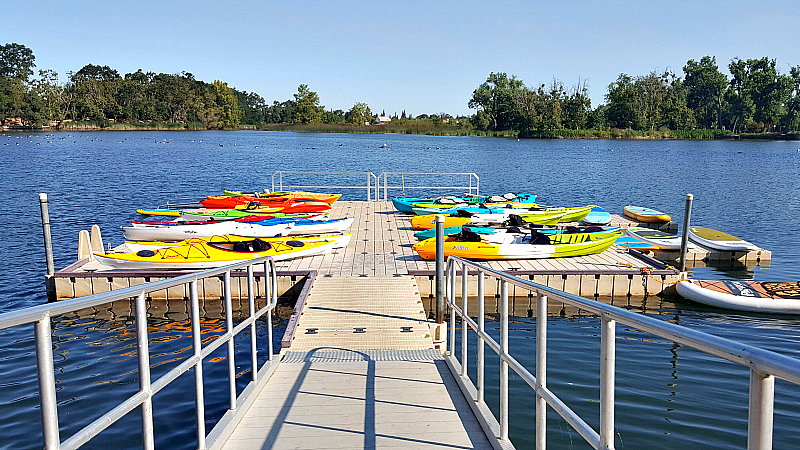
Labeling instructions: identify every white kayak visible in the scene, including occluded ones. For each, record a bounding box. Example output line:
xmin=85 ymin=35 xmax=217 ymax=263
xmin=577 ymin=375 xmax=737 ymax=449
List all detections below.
xmin=676 ymin=279 xmax=800 ymax=314
xmin=124 ymin=233 xmax=353 ymax=252
xmin=624 ymin=227 xmax=696 ymax=250
xmin=123 ymin=217 xmax=354 ymax=242
xmin=688 ymin=226 xmax=759 ymax=251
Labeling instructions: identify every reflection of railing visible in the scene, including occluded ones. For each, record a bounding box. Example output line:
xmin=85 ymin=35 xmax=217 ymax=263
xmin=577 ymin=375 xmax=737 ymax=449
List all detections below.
xmin=271 ymin=170 xmax=480 ymax=201
xmin=271 ymin=171 xmax=379 ymax=200
xmin=444 ymin=256 xmax=800 ymax=449
xmin=377 ymin=172 xmax=479 ymax=200
xmin=0 ymin=256 xmax=279 ymax=450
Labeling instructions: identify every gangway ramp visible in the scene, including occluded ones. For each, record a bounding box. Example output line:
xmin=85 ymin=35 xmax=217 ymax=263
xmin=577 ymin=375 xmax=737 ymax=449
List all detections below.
xmin=220 ymin=276 xmax=497 ymax=449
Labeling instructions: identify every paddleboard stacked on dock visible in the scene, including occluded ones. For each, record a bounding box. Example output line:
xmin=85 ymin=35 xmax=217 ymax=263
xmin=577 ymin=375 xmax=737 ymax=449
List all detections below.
xmin=94 ymin=189 xmax=353 ymax=270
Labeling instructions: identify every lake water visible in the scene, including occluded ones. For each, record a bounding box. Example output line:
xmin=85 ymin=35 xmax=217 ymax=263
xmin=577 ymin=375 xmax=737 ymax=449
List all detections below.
xmin=1 ymin=130 xmax=799 ymax=449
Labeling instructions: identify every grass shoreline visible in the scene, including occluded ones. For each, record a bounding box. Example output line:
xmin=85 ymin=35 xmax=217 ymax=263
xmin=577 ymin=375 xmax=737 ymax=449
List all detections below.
xmin=3 ymin=122 xmax=798 ymax=140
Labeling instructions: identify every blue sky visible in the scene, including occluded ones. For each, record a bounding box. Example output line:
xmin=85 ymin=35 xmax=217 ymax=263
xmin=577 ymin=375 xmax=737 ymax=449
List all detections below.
xmin=4 ymin=0 xmax=799 ymax=116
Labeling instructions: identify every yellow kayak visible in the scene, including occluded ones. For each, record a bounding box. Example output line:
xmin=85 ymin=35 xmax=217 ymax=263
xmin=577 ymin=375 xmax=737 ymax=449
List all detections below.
xmin=95 ymin=235 xmax=348 ymax=269
xmin=413 ymin=231 xmax=622 ymax=260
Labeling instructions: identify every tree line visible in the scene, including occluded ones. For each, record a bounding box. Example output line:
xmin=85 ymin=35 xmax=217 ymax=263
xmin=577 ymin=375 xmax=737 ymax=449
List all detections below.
xmin=469 ymin=56 xmax=800 ymax=135
xmin=2 ymin=43 xmax=799 ymax=135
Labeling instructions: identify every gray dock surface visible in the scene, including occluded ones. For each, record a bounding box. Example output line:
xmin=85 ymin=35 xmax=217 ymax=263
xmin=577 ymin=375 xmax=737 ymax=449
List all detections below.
xmin=221 ymin=275 xmax=494 ymax=449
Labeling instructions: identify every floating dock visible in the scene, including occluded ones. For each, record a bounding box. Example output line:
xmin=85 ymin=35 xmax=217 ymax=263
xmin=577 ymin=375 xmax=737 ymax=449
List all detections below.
xmin=49 ymin=200 xmax=755 ymax=300
xmin=30 ymin=197 xmax=782 ymax=450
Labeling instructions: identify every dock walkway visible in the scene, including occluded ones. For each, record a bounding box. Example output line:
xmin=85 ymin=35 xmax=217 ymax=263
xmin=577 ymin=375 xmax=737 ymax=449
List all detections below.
xmin=221 ymin=276 xmax=494 ymax=449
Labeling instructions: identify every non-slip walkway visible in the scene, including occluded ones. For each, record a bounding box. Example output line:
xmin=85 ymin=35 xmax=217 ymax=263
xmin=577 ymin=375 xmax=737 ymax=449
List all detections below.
xmin=220 ymin=355 xmax=493 ymax=450
xmin=221 ymin=276 xmax=494 ymax=449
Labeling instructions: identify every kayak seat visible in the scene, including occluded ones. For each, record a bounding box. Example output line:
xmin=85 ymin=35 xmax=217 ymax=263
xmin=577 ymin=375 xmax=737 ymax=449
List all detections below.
xmin=233 ymin=242 xmax=248 ymax=252
xmin=457 ymin=228 xmax=483 ymax=242
xmin=505 ymin=214 xmax=526 ymax=227
xmin=529 ymin=230 xmax=550 ymax=245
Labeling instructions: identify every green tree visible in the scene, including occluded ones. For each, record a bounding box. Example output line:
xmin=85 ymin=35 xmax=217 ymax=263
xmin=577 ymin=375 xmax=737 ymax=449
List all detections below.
xmin=606 ymin=74 xmax=637 ymax=129
xmin=346 ymin=102 xmax=372 ymax=125
xmin=683 ymin=56 xmax=728 ymax=129
xmin=468 ymin=72 xmax=525 ymax=131
xmin=32 ymin=69 xmax=63 ymax=123
xmin=0 ymin=43 xmax=35 ymax=81
xmin=213 ymin=80 xmax=241 ymax=128
xmin=785 ymin=66 xmax=800 ymax=131
xmin=562 ymin=80 xmax=591 ymax=130
xmin=293 ymin=84 xmax=323 ymax=123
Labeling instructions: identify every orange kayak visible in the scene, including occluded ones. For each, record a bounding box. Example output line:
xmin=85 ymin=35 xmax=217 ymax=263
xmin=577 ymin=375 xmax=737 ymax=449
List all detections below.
xmin=219 ymin=190 xmax=342 ymax=204
xmin=200 ymin=196 xmax=332 ymax=212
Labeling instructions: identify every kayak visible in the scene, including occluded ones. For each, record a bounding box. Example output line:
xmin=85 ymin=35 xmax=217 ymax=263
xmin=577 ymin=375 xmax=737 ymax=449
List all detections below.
xmin=224 ymin=190 xmax=342 ymax=204
xmin=201 ymin=196 xmax=332 ymax=212
xmin=624 ymin=205 xmax=671 ymax=223
xmin=410 ymin=207 xmax=594 ymax=229
xmin=688 ymin=226 xmax=759 ymax=251
xmin=581 ymin=207 xmax=612 ymax=225
xmin=392 ymin=193 xmax=536 ymax=213
xmin=413 ymin=230 xmax=622 ymax=260
xmin=676 ymin=280 xmax=800 ymax=314
xmin=122 ymin=217 xmax=354 ymax=242
xmin=624 ymin=227 xmax=696 ymax=250
xmin=180 ymin=210 xmax=329 ymax=221
xmin=95 ymin=235 xmax=344 ymax=270
xmin=414 ymin=225 xmax=619 ymax=240
xmin=411 ymin=201 xmax=540 ymax=213
xmin=124 ymin=233 xmax=353 ymax=252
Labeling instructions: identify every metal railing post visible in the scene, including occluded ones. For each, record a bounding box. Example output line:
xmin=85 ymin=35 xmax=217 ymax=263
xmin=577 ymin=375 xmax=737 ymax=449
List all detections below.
xmin=477 ymin=272 xmax=485 ymax=403
xmin=536 ymin=293 xmax=547 ymax=450
xmin=265 ymin=261 xmax=274 ymax=360
xmin=679 ymin=194 xmax=694 ymax=273
xmin=223 ymin=271 xmax=236 ymax=410
xmin=247 ymin=265 xmax=257 ymax=381
xmin=435 ymin=215 xmax=445 ymax=324
xmin=449 ymin=263 xmax=456 ymax=356
xmin=189 ymin=280 xmax=206 ymax=450
xmin=134 ymin=292 xmax=155 ymax=450
xmin=461 ymin=261 xmax=468 ymax=378
xmin=35 ymin=314 xmax=60 ymax=450
xmin=500 ymin=280 xmax=509 ymax=441
xmin=600 ymin=314 xmax=616 ymax=450
xmin=39 ymin=193 xmax=55 ymax=276
xmin=366 ymin=173 xmax=370 ymax=201
xmin=748 ymin=367 xmax=775 ymax=450
xmin=383 ymin=173 xmax=387 ymax=200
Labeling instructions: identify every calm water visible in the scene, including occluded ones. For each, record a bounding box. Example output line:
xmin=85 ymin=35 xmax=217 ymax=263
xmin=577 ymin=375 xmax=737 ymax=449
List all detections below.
xmin=1 ymin=130 xmax=799 ymax=449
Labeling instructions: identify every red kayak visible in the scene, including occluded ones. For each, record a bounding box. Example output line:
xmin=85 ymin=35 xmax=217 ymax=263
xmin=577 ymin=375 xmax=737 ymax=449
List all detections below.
xmin=200 ymin=196 xmax=332 ymax=212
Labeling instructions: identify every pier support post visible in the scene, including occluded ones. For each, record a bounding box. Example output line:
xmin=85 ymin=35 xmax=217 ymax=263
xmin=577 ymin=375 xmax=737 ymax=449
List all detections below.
xmin=679 ymin=194 xmax=694 ymax=273
xmin=39 ymin=193 xmax=56 ymax=301
xmin=435 ymin=214 xmax=445 ymax=324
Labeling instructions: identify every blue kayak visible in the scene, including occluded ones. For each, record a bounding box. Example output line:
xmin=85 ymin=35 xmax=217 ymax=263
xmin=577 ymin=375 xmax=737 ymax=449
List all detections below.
xmin=393 ymin=193 xmax=536 ymax=213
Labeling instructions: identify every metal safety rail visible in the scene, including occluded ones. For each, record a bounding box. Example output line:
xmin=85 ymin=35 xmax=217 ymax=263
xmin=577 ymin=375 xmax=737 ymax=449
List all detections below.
xmin=271 ymin=171 xmax=379 ymax=200
xmin=444 ymin=256 xmax=800 ymax=450
xmin=270 ymin=170 xmax=480 ymax=201
xmin=0 ymin=256 xmax=280 ymax=450
xmin=377 ymin=172 xmax=479 ymax=200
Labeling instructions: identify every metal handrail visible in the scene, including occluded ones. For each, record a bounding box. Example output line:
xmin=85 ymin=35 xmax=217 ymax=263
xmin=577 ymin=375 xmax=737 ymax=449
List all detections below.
xmin=0 ymin=256 xmax=280 ymax=450
xmin=271 ymin=171 xmax=379 ymax=201
xmin=445 ymin=256 xmax=800 ymax=450
xmin=377 ymin=172 xmax=479 ymax=200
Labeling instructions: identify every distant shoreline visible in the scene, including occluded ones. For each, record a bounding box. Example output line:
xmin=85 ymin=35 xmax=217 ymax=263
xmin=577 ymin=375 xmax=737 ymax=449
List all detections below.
xmin=2 ymin=123 xmax=797 ymax=140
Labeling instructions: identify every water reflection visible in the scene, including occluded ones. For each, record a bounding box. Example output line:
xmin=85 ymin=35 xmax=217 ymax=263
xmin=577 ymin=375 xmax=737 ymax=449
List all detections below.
xmin=442 ymin=293 xmax=800 ymax=449
xmin=0 ymin=296 xmax=293 ymax=450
